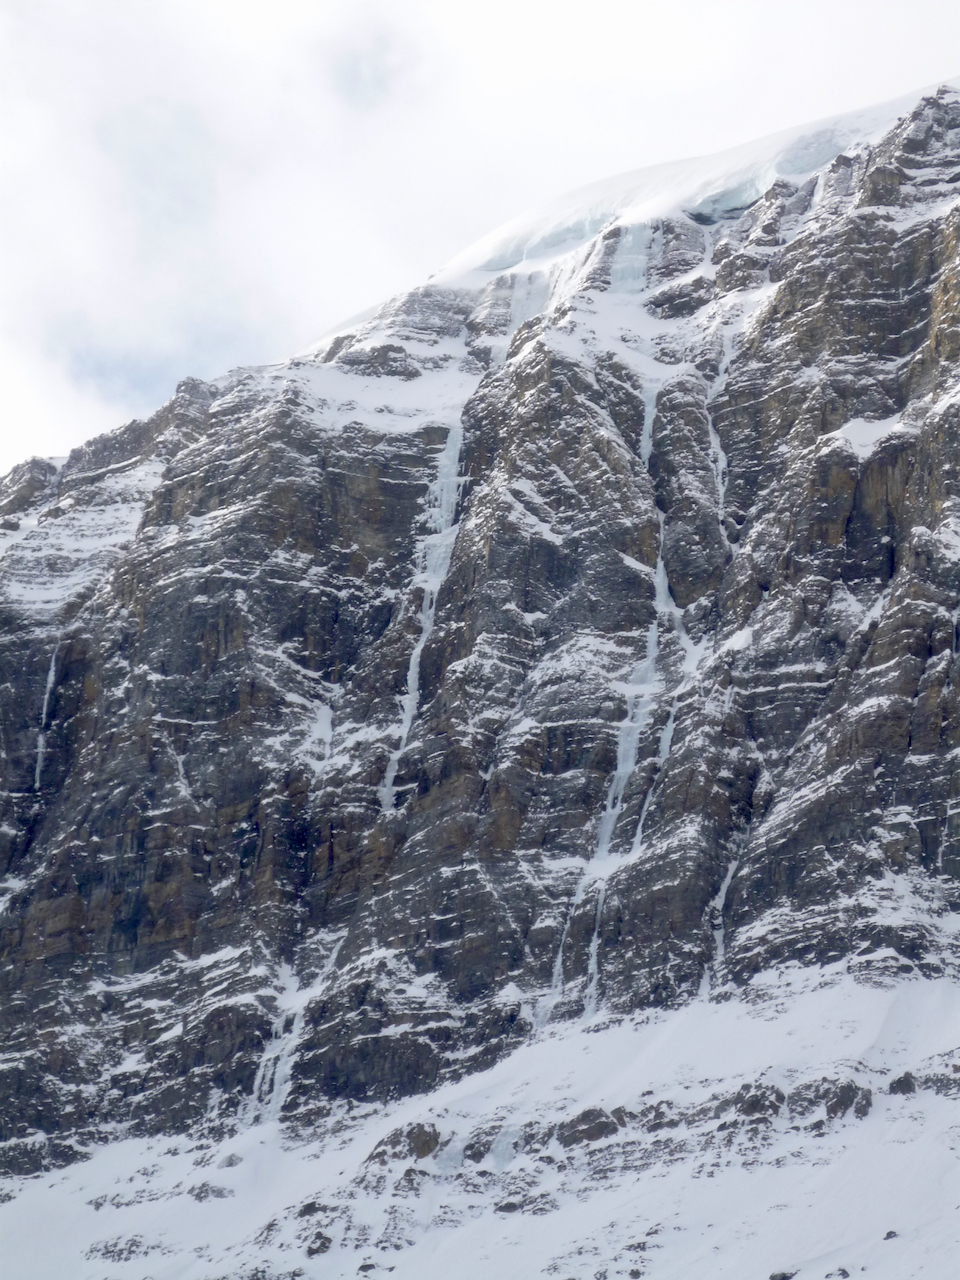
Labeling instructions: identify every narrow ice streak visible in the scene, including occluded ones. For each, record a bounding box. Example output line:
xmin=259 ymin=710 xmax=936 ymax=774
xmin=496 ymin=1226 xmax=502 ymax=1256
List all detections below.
xmin=577 ymin=696 xmax=676 ymax=1020
xmin=707 ymin=414 xmax=729 ymax=538
xmin=581 ymin=624 xmax=660 ymax=1018
xmin=34 ymin=638 xmax=61 ymax=792
xmin=380 ymin=424 xmax=464 ymax=811
xmin=541 ymin=623 xmax=662 ymax=1029
xmin=247 ymin=936 xmax=346 ymax=1125
xmin=616 ymin=524 xmax=689 ymax=867
xmin=582 ymin=888 xmax=607 ymax=1021
xmin=580 ymin=511 xmax=699 ymax=1015
xmin=594 ymin=624 xmax=659 ymax=863
xmin=542 ymin=381 xmax=687 ymax=1027
xmin=699 ymin=857 xmax=739 ymax=999
xmin=540 ymin=249 xmax=745 ymax=1024
xmin=652 ymin=513 xmax=704 ymax=673
xmin=628 ymin=695 xmax=677 ymax=860
xmin=706 ymin=323 xmax=737 ymax=551
xmin=639 ymin=381 xmax=659 ymax=466
xmin=536 ymin=887 xmax=583 ymax=1031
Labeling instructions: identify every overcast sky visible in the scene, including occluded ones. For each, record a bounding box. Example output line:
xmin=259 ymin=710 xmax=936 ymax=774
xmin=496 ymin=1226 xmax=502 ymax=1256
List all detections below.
xmin=1 ymin=0 xmax=958 ymax=476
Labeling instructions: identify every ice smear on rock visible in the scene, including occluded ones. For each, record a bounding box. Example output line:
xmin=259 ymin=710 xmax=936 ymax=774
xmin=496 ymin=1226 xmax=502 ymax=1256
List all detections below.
xmin=33 ymin=636 xmax=60 ymax=792
xmin=380 ymin=421 xmax=464 ymax=811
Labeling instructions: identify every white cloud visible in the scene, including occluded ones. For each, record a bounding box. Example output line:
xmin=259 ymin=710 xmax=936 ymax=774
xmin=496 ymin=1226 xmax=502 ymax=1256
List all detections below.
xmin=0 ymin=0 xmax=958 ymax=474
xmin=326 ymin=9 xmax=417 ymax=110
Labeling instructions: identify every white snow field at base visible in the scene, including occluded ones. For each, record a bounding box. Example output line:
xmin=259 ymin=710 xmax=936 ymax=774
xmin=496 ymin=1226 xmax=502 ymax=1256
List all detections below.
xmin=4 ymin=964 xmax=960 ymax=1280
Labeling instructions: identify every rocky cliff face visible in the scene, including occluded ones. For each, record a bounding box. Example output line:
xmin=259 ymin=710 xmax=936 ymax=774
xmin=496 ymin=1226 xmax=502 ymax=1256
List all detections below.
xmin=5 ymin=83 xmax=960 ymax=1280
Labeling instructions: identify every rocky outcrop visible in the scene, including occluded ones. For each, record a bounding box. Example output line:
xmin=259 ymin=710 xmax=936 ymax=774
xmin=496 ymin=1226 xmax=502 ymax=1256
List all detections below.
xmin=4 ymin=86 xmax=960 ymax=1181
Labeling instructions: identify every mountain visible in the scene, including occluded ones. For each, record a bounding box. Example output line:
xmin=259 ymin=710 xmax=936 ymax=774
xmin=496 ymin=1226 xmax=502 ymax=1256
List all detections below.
xmin=4 ymin=81 xmax=960 ymax=1280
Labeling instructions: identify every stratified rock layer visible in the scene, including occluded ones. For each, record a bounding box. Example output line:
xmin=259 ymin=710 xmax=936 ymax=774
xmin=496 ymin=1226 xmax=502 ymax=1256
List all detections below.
xmin=4 ymin=86 xmax=960 ymax=1175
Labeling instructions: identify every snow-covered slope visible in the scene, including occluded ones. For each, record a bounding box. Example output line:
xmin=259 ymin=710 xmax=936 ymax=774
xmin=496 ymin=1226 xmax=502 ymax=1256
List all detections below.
xmin=434 ymin=82 xmax=944 ymax=289
xmin=6 ymin=964 xmax=960 ymax=1279
xmin=4 ymin=81 xmax=960 ymax=1279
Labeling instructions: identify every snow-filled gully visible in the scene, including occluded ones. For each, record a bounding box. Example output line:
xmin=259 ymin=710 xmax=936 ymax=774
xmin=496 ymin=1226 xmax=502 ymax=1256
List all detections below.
xmin=379 ymin=424 xmax=464 ymax=812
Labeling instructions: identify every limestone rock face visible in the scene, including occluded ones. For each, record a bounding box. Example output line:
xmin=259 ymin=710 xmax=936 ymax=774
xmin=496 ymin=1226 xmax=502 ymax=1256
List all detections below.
xmin=5 ymin=86 xmax=960 ymax=1179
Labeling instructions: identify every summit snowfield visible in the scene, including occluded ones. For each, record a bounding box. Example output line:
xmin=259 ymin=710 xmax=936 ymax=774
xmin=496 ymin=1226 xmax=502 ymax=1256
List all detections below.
xmin=4 ymin=81 xmax=960 ymax=1278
